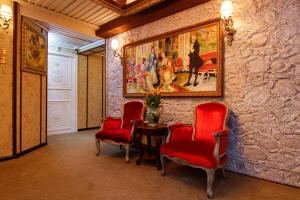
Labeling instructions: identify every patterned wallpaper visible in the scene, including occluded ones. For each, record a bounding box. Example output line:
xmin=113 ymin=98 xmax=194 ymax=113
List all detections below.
xmin=106 ymin=0 xmax=300 ymax=186
xmin=0 ymin=0 xmax=13 ymax=157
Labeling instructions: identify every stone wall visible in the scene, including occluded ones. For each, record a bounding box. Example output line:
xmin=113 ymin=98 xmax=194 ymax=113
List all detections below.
xmin=106 ymin=0 xmax=300 ymax=186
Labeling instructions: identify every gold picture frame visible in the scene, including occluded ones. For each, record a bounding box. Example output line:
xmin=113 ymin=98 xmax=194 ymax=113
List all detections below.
xmin=21 ymin=18 xmax=47 ymax=75
xmin=123 ymin=18 xmax=224 ymax=97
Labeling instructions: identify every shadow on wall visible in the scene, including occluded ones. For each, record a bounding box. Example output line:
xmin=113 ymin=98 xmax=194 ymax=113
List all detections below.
xmin=226 ymin=111 xmax=246 ymax=172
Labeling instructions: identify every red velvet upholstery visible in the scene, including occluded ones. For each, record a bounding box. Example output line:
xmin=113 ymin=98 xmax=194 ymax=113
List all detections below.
xmin=161 ymin=102 xmax=229 ymax=169
xmin=168 ymin=123 xmax=193 ymax=142
xmin=96 ymin=129 xmax=131 ymax=143
xmin=95 ymin=101 xmax=144 ymax=144
xmin=194 ymin=103 xmax=228 ymax=143
xmin=160 ymin=141 xmax=226 ymax=169
xmin=101 ymin=118 xmax=122 ymax=130
xmin=122 ymin=101 xmax=144 ymax=130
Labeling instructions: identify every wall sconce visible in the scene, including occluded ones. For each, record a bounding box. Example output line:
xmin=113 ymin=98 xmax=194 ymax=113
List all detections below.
xmin=111 ymin=39 xmax=123 ymax=63
xmin=221 ymin=0 xmax=236 ymax=46
xmin=0 ymin=4 xmax=12 ymax=30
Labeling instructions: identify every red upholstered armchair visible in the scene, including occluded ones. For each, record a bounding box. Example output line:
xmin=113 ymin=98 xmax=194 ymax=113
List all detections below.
xmin=95 ymin=101 xmax=144 ymax=162
xmin=160 ymin=102 xmax=229 ymax=198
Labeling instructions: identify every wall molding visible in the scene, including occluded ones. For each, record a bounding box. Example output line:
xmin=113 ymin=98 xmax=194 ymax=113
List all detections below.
xmin=0 ymin=143 xmax=47 ymax=162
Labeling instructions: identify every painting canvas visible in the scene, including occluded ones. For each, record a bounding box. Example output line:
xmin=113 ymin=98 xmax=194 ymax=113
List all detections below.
xmin=123 ymin=19 xmax=223 ymax=97
xmin=22 ymin=20 xmax=47 ymax=75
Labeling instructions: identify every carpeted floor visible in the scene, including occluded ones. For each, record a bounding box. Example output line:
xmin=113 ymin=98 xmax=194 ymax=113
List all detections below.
xmin=0 ymin=130 xmax=299 ymax=200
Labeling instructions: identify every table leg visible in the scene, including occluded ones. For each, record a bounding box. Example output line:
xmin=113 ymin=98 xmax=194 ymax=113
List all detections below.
xmin=155 ymin=136 xmax=162 ymax=170
xmin=147 ymin=135 xmax=152 ymax=156
xmin=136 ymin=133 xmax=144 ymax=166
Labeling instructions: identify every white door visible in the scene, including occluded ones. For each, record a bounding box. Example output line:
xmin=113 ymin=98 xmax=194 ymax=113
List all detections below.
xmin=47 ymin=54 xmax=76 ymax=135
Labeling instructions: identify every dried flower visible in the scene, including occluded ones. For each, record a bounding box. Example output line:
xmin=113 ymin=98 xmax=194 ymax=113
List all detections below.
xmin=145 ymin=89 xmax=161 ymax=108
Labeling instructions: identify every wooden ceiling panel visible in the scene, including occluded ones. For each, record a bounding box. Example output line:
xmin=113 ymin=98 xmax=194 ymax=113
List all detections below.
xmin=61 ymin=0 xmax=86 ymax=15
xmin=79 ymin=6 xmax=104 ymax=21
xmin=54 ymin=0 xmax=75 ymax=13
xmin=68 ymin=1 xmax=92 ymax=17
xmin=72 ymin=3 xmax=97 ymax=19
xmin=40 ymin=0 xmax=53 ymax=8
xmin=19 ymin=0 xmax=210 ymax=39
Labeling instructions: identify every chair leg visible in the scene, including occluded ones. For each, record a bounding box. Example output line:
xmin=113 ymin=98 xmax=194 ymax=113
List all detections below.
xmin=206 ymin=169 xmax=215 ymax=199
xmin=96 ymin=138 xmax=101 ymax=156
xmin=221 ymin=168 xmax=226 ymax=178
xmin=124 ymin=144 xmax=130 ymax=163
xmin=161 ymin=156 xmax=167 ymax=176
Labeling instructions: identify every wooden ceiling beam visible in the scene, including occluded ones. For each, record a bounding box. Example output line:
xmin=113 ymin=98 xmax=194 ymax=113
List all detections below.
xmin=96 ymin=0 xmax=211 ymax=38
xmin=91 ymin=0 xmax=125 ymax=15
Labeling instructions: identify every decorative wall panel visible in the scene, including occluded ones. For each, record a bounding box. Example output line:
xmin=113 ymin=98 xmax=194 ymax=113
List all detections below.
xmin=77 ymin=54 xmax=106 ymax=130
xmin=77 ymin=55 xmax=87 ymax=129
xmin=21 ymin=72 xmax=41 ymax=150
xmin=88 ymin=54 xmax=103 ymax=128
xmin=0 ymin=0 xmax=14 ymax=158
xmin=107 ymin=0 xmax=300 ymax=187
xmin=41 ymin=76 xmax=47 ymax=143
xmin=19 ymin=17 xmax=47 ymax=152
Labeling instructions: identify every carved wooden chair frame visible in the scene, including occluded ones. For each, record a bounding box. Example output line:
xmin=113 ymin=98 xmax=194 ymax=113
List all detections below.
xmin=161 ymin=101 xmax=230 ymax=198
xmin=96 ymin=100 xmax=145 ymax=162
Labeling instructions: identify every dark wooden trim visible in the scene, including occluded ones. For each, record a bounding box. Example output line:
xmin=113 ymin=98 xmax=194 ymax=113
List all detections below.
xmin=17 ymin=142 xmax=47 ymax=157
xmin=46 ymin=63 xmax=48 ymax=143
xmin=86 ymin=56 xmax=89 ymax=129
xmin=78 ymin=127 xmax=100 ymax=131
xmin=124 ymin=0 xmax=151 ymax=9
xmin=0 ymin=142 xmax=47 ymax=162
xmin=91 ymin=0 xmax=125 ymax=15
xmin=122 ymin=18 xmax=223 ymax=97
xmin=96 ymin=0 xmax=210 ymax=38
xmin=40 ymin=75 xmax=42 ymax=144
xmin=20 ymin=48 xmax=23 ymax=153
xmin=0 ymin=155 xmax=15 ymax=162
xmin=101 ymin=56 xmax=104 ymax=119
xmin=12 ymin=1 xmax=18 ymax=155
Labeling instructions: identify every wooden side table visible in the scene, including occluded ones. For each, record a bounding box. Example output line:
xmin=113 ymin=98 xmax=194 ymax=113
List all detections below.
xmin=135 ymin=123 xmax=168 ymax=170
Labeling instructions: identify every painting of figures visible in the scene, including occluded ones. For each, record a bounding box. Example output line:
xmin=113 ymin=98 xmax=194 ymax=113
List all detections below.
xmin=123 ymin=19 xmax=223 ymax=97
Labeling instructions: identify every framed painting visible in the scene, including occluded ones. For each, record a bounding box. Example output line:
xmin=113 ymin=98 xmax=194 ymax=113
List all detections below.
xmin=22 ymin=18 xmax=47 ymax=75
xmin=123 ymin=19 xmax=223 ymax=97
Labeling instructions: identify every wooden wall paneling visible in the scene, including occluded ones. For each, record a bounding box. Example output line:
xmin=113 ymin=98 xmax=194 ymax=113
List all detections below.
xmin=41 ymin=76 xmax=47 ymax=143
xmin=77 ymin=55 xmax=88 ymax=129
xmin=21 ymin=72 xmax=41 ymax=151
xmin=19 ymin=17 xmax=47 ymax=153
xmin=16 ymin=2 xmax=21 ymax=154
xmin=103 ymin=56 xmax=107 ymax=117
xmin=87 ymin=54 xmax=102 ymax=128
xmin=0 ymin=0 xmax=13 ymax=158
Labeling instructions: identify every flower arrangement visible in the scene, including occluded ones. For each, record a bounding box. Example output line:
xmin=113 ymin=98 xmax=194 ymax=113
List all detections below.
xmin=144 ymin=89 xmax=161 ymax=108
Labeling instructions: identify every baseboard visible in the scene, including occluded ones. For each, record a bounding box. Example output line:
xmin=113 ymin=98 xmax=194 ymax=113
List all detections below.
xmin=0 ymin=142 xmax=47 ymax=162
xmin=0 ymin=155 xmax=15 ymax=162
xmin=17 ymin=142 xmax=47 ymax=157
xmin=78 ymin=127 xmax=100 ymax=131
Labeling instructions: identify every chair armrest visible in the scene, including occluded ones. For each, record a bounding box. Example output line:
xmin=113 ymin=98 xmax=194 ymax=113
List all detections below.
xmin=130 ymin=119 xmax=143 ymax=136
xmin=166 ymin=123 xmax=193 ymax=143
xmin=213 ymin=129 xmax=229 ymax=164
xmin=100 ymin=117 xmax=122 ymax=131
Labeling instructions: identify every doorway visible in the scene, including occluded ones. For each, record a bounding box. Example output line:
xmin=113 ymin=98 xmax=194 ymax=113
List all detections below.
xmin=47 ymin=49 xmax=77 ymax=135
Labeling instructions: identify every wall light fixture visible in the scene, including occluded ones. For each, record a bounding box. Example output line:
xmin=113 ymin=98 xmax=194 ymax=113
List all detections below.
xmin=221 ymin=0 xmax=236 ymax=46
xmin=0 ymin=4 xmax=12 ymax=30
xmin=111 ymin=39 xmax=123 ymax=63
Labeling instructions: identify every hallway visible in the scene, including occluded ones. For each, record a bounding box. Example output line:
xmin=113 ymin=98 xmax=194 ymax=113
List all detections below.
xmin=0 ymin=130 xmax=298 ymax=200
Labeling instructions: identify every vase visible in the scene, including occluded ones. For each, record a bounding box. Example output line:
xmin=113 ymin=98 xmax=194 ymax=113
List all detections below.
xmin=146 ymin=106 xmax=161 ymax=127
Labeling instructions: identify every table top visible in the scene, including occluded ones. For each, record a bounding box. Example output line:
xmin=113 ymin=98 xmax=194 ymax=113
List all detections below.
xmin=136 ymin=123 xmax=168 ymax=130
